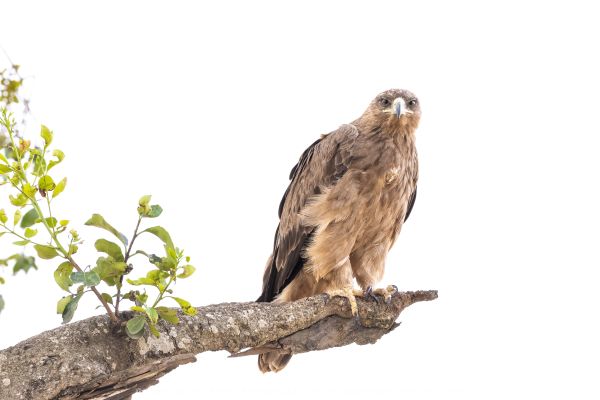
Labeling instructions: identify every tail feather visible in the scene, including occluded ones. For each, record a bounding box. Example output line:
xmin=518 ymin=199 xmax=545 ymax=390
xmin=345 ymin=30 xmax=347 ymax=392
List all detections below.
xmin=258 ymin=352 xmax=293 ymax=373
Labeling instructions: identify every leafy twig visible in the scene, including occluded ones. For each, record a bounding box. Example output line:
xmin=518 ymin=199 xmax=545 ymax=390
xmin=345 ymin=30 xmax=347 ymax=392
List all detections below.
xmin=115 ymin=215 xmax=143 ymax=315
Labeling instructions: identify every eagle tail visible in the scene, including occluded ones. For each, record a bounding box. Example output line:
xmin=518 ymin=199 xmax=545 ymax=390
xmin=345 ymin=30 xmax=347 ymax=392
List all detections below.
xmin=258 ymin=352 xmax=293 ymax=373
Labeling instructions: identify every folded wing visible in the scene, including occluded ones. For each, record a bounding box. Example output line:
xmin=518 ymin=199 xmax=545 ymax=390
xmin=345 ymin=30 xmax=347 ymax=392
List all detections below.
xmin=257 ymin=124 xmax=359 ymax=302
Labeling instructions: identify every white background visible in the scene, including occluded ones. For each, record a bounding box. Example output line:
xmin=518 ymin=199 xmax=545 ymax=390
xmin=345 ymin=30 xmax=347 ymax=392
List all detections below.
xmin=1 ymin=1 xmax=599 ymax=399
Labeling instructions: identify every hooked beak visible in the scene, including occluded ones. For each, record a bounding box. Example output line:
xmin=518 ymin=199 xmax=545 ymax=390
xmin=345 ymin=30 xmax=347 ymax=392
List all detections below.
xmin=393 ymin=97 xmax=413 ymax=118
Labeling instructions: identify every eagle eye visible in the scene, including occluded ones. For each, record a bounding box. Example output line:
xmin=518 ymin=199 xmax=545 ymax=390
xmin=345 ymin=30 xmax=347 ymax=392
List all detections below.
xmin=378 ymin=98 xmax=391 ymax=107
xmin=408 ymin=99 xmax=418 ymax=107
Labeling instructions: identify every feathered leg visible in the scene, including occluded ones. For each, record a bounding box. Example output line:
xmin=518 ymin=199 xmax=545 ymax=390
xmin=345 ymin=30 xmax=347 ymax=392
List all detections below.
xmin=350 ymin=244 xmax=397 ymax=303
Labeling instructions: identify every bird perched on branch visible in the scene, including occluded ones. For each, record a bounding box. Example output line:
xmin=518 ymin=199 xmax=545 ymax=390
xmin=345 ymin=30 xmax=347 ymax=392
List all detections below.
xmin=257 ymin=88 xmax=421 ymax=373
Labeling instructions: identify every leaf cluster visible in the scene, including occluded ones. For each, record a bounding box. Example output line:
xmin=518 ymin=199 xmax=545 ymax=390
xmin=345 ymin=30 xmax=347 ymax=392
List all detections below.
xmin=0 ymin=110 xmax=196 ymax=337
xmin=0 ymin=62 xmax=27 ymax=149
xmin=0 ymin=64 xmax=22 ymax=106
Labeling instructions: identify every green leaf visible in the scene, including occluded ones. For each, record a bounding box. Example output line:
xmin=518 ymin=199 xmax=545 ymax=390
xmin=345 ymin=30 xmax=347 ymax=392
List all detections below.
xmin=0 ymin=153 xmax=8 ymax=164
xmin=145 ymin=205 xmax=163 ymax=218
xmin=40 ymin=125 xmax=53 ymax=147
xmin=47 ymin=149 xmax=65 ymax=171
xmin=12 ymin=254 xmax=37 ymax=274
xmin=137 ymin=291 xmax=148 ymax=304
xmin=59 ymin=219 xmax=69 ymax=227
xmin=144 ymin=269 xmax=159 ymax=284
xmin=62 ymin=293 xmax=82 ymax=324
xmin=13 ymin=209 xmax=21 ymax=226
xmin=183 ymin=306 xmax=197 ymax=316
xmin=148 ymin=322 xmax=160 ymax=338
xmin=9 ymin=193 xmax=27 ymax=206
xmin=130 ymin=305 xmax=145 ymax=313
xmin=0 ymin=164 xmax=11 ymax=174
xmin=70 ymin=270 xmax=101 ymax=286
xmin=86 ymin=271 xmax=101 ymax=286
xmin=0 ymin=277 xmax=4 ymax=284
xmin=94 ymin=239 xmax=125 ymax=261
xmin=101 ymin=292 xmax=114 ymax=305
xmin=177 ymin=265 xmax=196 ymax=279
xmin=22 ymin=183 xmax=37 ymax=198
xmin=0 ymin=209 xmax=7 ymax=224
xmin=139 ymin=195 xmax=152 ymax=207
xmin=172 ymin=296 xmax=196 ymax=316
xmin=38 ymin=175 xmax=56 ymax=191
xmin=137 ymin=195 xmax=152 ymax=216
xmin=69 ymin=271 xmax=85 ymax=283
xmin=156 ymin=306 xmax=179 ymax=324
xmin=68 ymin=244 xmax=79 ymax=256
xmin=33 ymin=244 xmax=59 ymax=259
xmin=56 ymin=296 xmax=72 ymax=314
xmin=126 ymin=277 xmax=155 ymax=286
xmin=13 ymin=240 xmax=29 ymax=246
xmin=142 ymin=226 xmax=174 ymax=250
xmin=54 ymin=261 xmax=73 ymax=291
xmin=157 ymin=257 xmax=176 ymax=271
xmin=52 ymin=177 xmax=67 ymax=199
xmin=85 ymin=214 xmax=128 ymax=246
xmin=32 ymin=153 xmax=46 ymax=177
xmin=148 ymin=253 xmax=162 ymax=265
xmin=145 ymin=307 xmax=159 ymax=324
xmin=0 ymin=295 xmax=4 ymax=313
xmin=45 ymin=217 xmax=58 ymax=228
xmin=166 ymin=246 xmax=177 ymax=260
xmin=93 ymin=258 xmax=127 ymax=285
xmin=23 ymin=228 xmax=37 ymax=238
xmin=126 ymin=315 xmax=146 ymax=337
xmin=20 ymin=208 xmax=39 ymax=228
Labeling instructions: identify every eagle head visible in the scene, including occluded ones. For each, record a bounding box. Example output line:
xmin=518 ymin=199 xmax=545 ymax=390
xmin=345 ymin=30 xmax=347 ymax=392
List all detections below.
xmin=362 ymin=89 xmax=421 ymax=133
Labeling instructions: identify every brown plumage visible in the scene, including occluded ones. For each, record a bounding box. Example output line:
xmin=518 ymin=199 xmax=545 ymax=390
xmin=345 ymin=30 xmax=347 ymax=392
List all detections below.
xmin=257 ymin=89 xmax=421 ymax=372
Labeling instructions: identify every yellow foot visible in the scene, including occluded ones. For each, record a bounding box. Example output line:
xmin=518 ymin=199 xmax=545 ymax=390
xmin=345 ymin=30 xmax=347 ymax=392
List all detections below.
xmin=326 ymin=287 xmax=362 ymax=316
xmin=357 ymin=285 xmax=398 ymax=304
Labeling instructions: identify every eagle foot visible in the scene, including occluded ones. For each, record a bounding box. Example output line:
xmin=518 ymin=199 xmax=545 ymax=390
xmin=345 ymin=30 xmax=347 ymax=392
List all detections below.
xmin=361 ymin=286 xmax=381 ymax=303
xmin=326 ymin=287 xmax=361 ymax=317
xmin=359 ymin=285 xmax=398 ymax=304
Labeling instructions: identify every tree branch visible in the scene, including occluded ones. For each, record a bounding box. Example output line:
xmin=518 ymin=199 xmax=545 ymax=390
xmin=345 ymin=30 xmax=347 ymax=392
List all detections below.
xmin=0 ymin=290 xmax=437 ymax=400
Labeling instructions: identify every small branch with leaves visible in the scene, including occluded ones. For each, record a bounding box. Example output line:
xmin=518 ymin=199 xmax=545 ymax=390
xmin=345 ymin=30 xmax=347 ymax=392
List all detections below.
xmin=0 ymin=110 xmax=196 ymax=336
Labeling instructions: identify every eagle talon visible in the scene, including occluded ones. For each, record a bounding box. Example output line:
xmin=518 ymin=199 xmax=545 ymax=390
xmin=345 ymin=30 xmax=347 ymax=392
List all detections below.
xmin=362 ymin=286 xmax=380 ymax=303
xmin=385 ymin=285 xmax=398 ymax=303
xmin=364 ymin=285 xmax=398 ymax=304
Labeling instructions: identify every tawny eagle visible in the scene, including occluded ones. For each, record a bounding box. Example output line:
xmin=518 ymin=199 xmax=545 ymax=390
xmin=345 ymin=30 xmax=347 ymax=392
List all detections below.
xmin=257 ymin=89 xmax=421 ymax=372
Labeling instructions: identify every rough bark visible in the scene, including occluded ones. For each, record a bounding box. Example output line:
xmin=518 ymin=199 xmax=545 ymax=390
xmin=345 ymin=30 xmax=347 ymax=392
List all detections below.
xmin=0 ymin=290 xmax=437 ymax=400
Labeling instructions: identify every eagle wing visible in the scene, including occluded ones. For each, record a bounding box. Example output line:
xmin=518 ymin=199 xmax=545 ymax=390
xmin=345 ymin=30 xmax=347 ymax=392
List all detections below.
xmin=257 ymin=124 xmax=359 ymax=302
xmin=405 ymin=186 xmax=417 ymax=222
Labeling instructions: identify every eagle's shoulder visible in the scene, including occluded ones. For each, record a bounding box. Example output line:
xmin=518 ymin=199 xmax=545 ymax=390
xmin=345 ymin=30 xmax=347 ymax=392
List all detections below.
xmin=278 ymin=124 xmax=359 ymax=218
